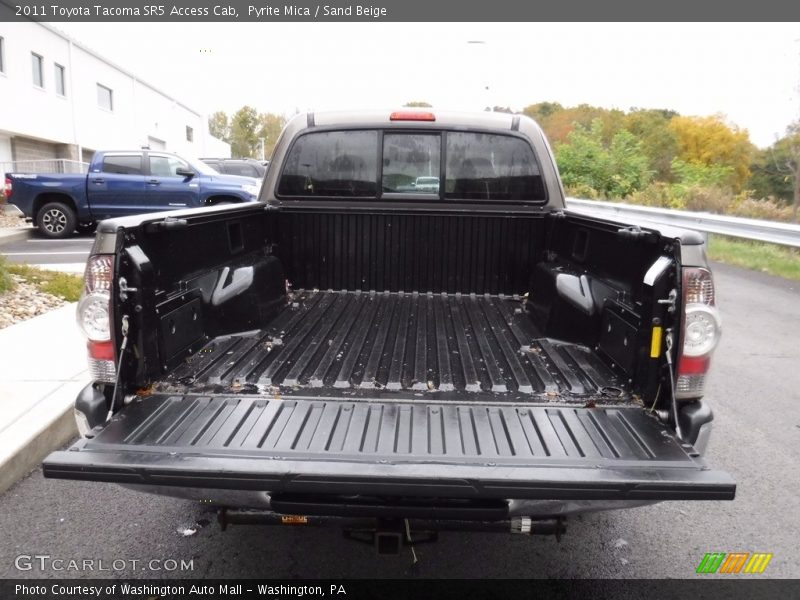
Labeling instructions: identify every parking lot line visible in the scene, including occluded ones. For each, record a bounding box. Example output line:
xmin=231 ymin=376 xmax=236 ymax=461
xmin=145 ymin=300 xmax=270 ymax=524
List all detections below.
xmin=2 ymin=251 xmax=90 ymax=256
xmin=26 ymin=239 xmax=93 ymax=243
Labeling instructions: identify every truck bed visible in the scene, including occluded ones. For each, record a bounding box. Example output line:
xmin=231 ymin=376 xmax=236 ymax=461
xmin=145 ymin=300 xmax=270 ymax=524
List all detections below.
xmin=49 ymin=289 xmax=732 ymax=502
xmin=159 ymin=290 xmax=630 ymax=403
xmin=49 ymin=294 xmax=733 ymax=503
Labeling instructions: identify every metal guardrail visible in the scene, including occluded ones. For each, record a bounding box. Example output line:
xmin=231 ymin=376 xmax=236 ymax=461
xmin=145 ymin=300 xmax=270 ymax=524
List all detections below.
xmin=1 ymin=159 xmax=89 ymax=175
xmin=566 ymin=198 xmax=800 ymax=249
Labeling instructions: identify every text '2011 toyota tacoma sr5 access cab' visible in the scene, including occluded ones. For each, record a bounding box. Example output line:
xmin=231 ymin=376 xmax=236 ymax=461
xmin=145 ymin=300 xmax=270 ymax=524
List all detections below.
xmin=43 ymin=110 xmax=733 ymax=554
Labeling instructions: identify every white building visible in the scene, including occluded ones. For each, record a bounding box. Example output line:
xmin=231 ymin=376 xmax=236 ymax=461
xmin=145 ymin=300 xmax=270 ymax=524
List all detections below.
xmin=0 ymin=21 xmax=229 ymax=173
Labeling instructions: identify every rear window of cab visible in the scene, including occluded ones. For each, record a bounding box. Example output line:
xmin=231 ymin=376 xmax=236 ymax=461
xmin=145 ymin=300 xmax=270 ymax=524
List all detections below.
xmin=277 ymin=129 xmax=547 ymax=202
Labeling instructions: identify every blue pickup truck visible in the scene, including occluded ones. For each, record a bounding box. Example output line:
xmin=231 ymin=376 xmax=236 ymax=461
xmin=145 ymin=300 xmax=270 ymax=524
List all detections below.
xmin=4 ymin=150 xmax=261 ymax=238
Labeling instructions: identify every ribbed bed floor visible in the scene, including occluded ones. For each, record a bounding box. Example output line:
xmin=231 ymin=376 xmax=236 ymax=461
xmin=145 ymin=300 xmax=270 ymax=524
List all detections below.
xmin=162 ymin=290 xmax=629 ymax=401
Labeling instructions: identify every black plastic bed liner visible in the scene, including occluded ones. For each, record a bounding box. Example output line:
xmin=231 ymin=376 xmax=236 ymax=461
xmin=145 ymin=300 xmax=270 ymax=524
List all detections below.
xmin=162 ymin=290 xmax=629 ymax=401
xmin=44 ymin=394 xmax=734 ymax=500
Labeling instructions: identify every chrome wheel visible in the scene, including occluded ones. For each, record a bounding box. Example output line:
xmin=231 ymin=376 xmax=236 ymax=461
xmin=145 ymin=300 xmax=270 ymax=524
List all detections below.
xmin=42 ymin=208 xmax=68 ymax=234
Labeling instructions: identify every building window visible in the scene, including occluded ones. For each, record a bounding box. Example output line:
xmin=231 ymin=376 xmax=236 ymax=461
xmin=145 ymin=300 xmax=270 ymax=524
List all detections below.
xmin=185 ymin=126 xmax=194 ymax=142
xmin=54 ymin=64 xmax=66 ymax=96
xmin=0 ymin=37 xmax=5 ymax=74
xmin=31 ymin=53 xmax=44 ymax=88
xmin=97 ymin=83 xmax=113 ymax=111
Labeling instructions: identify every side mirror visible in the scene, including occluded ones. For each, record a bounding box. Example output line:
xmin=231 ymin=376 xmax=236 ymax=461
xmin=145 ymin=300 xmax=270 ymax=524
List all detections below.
xmin=175 ymin=167 xmax=195 ymax=178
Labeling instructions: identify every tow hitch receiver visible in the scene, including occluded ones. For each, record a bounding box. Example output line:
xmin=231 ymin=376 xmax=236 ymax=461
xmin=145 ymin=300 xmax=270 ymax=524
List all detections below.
xmin=344 ymin=519 xmax=439 ymax=556
xmin=217 ymin=509 xmax=567 ymax=554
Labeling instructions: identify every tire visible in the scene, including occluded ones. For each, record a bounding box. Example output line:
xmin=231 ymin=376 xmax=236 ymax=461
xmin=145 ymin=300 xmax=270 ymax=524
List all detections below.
xmin=37 ymin=202 xmax=77 ymax=239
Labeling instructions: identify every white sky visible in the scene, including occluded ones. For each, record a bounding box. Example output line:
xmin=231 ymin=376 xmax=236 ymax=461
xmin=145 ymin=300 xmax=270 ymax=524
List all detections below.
xmin=53 ymin=22 xmax=800 ymax=147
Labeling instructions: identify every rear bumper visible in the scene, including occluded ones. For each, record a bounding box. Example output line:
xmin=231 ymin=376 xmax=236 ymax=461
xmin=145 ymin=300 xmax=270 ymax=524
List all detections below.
xmin=679 ymin=399 xmax=715 ymax=453
xmin=120 ymin=483 xmax=658 ymax=517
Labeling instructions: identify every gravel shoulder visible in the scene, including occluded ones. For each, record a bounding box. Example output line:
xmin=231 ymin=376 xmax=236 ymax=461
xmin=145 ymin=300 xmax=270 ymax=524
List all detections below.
xmin=0 ymin=213 xmax=26 ymax=228
xmin=0 ymin=215 xmax=79 ymax=327
xmin=0 ymin=275 xmax=68 ymax=329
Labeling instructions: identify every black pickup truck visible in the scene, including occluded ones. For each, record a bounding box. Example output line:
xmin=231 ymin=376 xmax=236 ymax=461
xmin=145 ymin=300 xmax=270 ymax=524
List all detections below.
xmin=44 ymin=110 xmax=733 ymax=551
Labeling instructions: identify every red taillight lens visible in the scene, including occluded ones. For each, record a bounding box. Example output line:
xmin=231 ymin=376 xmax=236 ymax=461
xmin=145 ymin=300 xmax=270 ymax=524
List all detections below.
xmin=389 ymin=111 xmax=436 ymax=122
xmin=3 ymin=177 xmax=12 ymax=199
xmin=677 ymin=268 xmax=721 ymax=399
xmin=677 ymin=355 xmax=711 ymax=375
xmin=88 ymin=340 xmax=115 ymax=361
xmin=78 ymin=255 xmax=116 ymax=383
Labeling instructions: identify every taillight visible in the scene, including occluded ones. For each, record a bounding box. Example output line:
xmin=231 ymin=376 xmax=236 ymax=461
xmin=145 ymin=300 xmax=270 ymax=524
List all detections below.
xmin=77 ymin=255 xmax=115 ymax=383
xmin=87 ymin=340 xmax=118 ymax=382
xmin=676 ymin=268 xmax=721 ymax=399
xmin=84 ymin=255 xmax=113 ymax=295
xmin=3 ymin=176 xmax=12 ymax=199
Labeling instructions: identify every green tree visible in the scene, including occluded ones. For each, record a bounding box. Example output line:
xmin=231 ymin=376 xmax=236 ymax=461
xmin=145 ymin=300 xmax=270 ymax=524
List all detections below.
xmin=208 ymin=110 xmax=230 ymax=142
xmin=555 ymin=119 xmax=651 ymax=199
xmin=522 ymin=102 xmax=625 ymax=145
xmin=608 ymin=129 xmax=652 ymax=194
xmin=257 ymin=112 xmax=287 ymax=159
xmin=749 ymin=123 xmax=800 ymax=221
xmin=522 ymin=102 xmax=573 ymax=143
xmin=776 ymin=122 xmax=800 ymax=221
xmin=522 ymin=101 xmax=563 ymax=121
xmin=749 ymin=145 xmax=793 ymax=202
xmin=229 ymin=106 xmax=260 ymax=158
xmin=623 ymin=108 xmax=680 ymax=181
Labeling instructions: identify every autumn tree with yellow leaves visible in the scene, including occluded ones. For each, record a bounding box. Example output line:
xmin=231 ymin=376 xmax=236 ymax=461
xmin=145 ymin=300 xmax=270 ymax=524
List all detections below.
xmin=669 ymin=115 xmax=755 ymax=192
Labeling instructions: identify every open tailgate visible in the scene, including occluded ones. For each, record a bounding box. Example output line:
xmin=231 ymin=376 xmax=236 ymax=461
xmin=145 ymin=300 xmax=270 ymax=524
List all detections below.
xmin=44 ymin=395 xmax=735 ymax=501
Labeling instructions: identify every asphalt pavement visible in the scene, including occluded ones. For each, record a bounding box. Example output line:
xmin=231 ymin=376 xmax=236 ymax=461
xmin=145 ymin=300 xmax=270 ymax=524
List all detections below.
xmin=0 ymin=233 xmax=93 ymax=273
xmin=0 ymin=261 xmax=797 ymax=579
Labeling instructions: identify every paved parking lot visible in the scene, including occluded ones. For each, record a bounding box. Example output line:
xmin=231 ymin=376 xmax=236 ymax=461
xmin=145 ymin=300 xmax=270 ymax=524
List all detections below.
xmin=0 ymin=262 xmax=797 ymax=578
xmin=0 ymin=233 xmax=93 ymax=273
